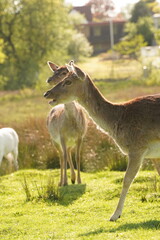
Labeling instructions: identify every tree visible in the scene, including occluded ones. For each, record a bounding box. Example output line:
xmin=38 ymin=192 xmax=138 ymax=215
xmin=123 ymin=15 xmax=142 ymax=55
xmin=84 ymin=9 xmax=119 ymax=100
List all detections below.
xmin=0 ymin=0 xmax=72 ymax=89
xmin=68 ymin=32 xmax=93 ymax=61
xmin=130 ymin=0 xmax=151 ymax=22
xmin=89 ymin=0 xmax=114 ymax=21
xmin=143 ymin=0 xmax=160 ymax=14
xmin=114 ymin=35 xmax=147 ymax=59
xmin=125 ymin=17 xmax=154 ymax=45
xmin=136 ymin=17 xmax=154 ymax=45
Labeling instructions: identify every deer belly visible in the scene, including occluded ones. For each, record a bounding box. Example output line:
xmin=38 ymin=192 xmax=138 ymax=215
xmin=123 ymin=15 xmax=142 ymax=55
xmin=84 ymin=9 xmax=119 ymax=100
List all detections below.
xmin=146 ymin=142 xmax=160 ymax=158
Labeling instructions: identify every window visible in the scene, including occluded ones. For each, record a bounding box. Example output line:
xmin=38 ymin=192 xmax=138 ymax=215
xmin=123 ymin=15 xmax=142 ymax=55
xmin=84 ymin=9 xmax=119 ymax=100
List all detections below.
xmin=93 ymin=26 xmax=101 ymax=37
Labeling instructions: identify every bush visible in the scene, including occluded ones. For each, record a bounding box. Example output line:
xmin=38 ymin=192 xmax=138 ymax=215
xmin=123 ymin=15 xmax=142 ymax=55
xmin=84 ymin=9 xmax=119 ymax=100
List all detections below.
xmin=114 ymin=35 xmax=147 ymax=59
xmin=68 ymin=32 xmax=93 ymax=61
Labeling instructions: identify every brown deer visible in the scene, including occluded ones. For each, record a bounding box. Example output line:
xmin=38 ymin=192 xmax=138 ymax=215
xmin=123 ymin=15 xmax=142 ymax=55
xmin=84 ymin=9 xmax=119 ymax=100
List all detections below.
xmin=44 ymin=61 xmax=160 ymax=221
xmin=46 ymin=61 xmax=87 ymax=186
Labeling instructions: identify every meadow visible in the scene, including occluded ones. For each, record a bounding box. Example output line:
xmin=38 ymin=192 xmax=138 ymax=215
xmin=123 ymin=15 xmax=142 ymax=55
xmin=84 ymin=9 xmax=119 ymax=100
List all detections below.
xmin=0 ymin=55 xmax=160 ymax=239
xmin=0 ymin=169 xmax=160 ymax=240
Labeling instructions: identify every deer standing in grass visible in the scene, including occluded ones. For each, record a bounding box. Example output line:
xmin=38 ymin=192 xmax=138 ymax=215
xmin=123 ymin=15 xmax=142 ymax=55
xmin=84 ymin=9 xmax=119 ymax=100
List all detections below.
xmin=44 ymin=61 xmax=160 ymax=221
xmin=46 ymin=61 xmax=87 ymax=186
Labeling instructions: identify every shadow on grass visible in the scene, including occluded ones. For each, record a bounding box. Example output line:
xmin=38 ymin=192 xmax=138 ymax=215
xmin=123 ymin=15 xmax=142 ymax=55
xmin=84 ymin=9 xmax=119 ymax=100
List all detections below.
xmin=78 ymin=220 xmax=160 ymax=237
xmin=109 ymin=220 xmax=160 ymax=232
xmin=59 ymin=184 xmax=86 ymax=206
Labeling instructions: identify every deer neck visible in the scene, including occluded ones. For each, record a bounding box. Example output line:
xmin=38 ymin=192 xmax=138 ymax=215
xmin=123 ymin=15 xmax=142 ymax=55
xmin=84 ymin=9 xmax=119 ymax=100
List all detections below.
xmin=78 ymin=75 xmax=121 ymax=136
xmin=64 ymin=102 xmax=76 ymax=118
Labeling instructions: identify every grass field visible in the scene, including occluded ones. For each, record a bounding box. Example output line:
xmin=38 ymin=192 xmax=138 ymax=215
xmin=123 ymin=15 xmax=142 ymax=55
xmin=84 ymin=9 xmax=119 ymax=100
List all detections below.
xmin=0 ymin=169 xmax=159 ymax=240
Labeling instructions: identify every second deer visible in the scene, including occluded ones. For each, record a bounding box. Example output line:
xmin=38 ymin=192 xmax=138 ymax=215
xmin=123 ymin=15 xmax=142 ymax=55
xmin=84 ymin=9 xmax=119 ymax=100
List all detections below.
xmin=46 ymin=61 xmax=87 ymax=186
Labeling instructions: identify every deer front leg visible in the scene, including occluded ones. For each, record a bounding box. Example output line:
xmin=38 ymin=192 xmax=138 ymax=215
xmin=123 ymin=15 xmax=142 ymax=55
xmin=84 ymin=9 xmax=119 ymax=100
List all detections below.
xmin=12 ymin=149 xmax=19 ymax=171
xmin=152 ymin=159 xmax=160 ymax=175
xmin=76 ymin=138 xmax=83 ymax=184
xmin=110 ymin=151 xmax=145 ymax=221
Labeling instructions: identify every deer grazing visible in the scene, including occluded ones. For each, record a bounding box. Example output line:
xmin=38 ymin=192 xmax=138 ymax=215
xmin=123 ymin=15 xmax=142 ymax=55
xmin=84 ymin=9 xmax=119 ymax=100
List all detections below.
xmin=46 ymin=61 xmax=87 ymax=186
xmin=0 ymin=128 xmax=19 ymax=171
xmin=44 ymin=61 xmax=160 ymax=221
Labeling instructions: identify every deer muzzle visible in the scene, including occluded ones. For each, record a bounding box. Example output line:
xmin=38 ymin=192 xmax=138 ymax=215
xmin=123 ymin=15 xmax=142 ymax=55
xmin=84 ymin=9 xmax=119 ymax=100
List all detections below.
xmin=44 ymin=90 xmax=51 ymax=98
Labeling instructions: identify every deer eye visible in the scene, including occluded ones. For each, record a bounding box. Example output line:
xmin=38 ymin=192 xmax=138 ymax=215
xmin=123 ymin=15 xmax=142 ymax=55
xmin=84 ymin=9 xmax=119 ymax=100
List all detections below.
xmin=64 ymin=80 xmax=72 ymax=86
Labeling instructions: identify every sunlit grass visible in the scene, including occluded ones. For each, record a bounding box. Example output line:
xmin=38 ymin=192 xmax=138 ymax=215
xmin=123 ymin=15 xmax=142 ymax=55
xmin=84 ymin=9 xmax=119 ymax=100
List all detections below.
xmin=0 ymin=169 xmax=159 ymax=240
xmin=79 ymin=55 xmax=142 ymax=80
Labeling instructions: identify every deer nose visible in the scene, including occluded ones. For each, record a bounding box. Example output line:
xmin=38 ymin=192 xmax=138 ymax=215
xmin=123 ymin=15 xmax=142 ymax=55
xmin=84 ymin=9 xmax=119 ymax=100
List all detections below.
xmin=44 ymin=90 xmax=51 ymax=98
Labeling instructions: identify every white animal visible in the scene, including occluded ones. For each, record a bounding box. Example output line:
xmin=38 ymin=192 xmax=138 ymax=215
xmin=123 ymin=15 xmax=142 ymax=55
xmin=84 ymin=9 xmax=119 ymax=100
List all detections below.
xmin=0 ymin=128 xmax=19 ymax=171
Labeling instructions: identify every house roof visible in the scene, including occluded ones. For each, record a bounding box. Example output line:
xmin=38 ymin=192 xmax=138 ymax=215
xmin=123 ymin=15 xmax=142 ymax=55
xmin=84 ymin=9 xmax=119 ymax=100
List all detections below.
xmin=74 ymin=5 xmax=92 ymax=22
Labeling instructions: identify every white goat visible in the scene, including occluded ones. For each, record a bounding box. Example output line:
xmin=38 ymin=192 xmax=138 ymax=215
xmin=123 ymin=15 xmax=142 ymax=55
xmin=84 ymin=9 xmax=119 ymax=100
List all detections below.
xmin=0 ymin=128 xmax=19 ymax=171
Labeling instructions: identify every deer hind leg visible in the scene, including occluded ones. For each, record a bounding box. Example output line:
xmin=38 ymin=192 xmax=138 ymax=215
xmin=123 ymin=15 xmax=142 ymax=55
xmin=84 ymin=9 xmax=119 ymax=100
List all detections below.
xmin=110 ymin=151 xmax=146 ymax=221
xmin=75 ymin=138 xmax=83 ymax=184
xmin=67 ymin=148 xmax=76 ymax=184
xmin=53 ymin=141 xmax=64 ymax=187
xmin=60 ymin=137 xmax=68 ymax=186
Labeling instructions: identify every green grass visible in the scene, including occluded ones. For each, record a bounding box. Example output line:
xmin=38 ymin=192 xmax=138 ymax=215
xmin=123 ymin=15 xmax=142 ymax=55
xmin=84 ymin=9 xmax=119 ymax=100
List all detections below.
xmin=0 ymin=169 xmax=160 ymax=240
xmin=79 ymin=55 xmax=142 ymax=80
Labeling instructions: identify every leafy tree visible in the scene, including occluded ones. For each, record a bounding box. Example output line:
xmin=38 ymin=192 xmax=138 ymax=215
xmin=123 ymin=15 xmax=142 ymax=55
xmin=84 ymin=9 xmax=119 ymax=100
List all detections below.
xmin=143 ymin=0 xmax=160 ymax=13
xmin=130 ymin=0 xmax=151 ymax=22
xmin=124 ymin=17 xmax=154 ymax=45
xmin=68 ymin=32 xmax=93 ymax=61
xmin=136 ymin=17 xmax=154 ymax=45
xmin=0 ymin=0 xmax=72 ymax=89
xmin=114 ymin=35 xmax=147 ymax=59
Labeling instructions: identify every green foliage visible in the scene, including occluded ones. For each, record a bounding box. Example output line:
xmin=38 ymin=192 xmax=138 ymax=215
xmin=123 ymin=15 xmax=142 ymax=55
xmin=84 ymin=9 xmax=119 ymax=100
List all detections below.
xmin=136 ymin=17 xmax=155 ymax=45
xmin=0 ymin=0 xmax=72 ymax=89
xmin=142 ymin=0 xmax=160 ymax=14
xmin=0 ymin=38 xmax=6 ymax=63
xmin=142 ymin=68 xmax=160 ymax=86
xmin=123 ymin=0 xmax=155 ymax=48
xmin=154 ymin=28 xmax=160 ymax=45
xmin=130 ymin=0 xmax=151 ymax=22
xmin=124 ymin=17 xmax=154 ymax=46
xmin=68 ymin=32 xmax=93 ymax=61
xmin=114 ymin=35 xmax=147 ymax=59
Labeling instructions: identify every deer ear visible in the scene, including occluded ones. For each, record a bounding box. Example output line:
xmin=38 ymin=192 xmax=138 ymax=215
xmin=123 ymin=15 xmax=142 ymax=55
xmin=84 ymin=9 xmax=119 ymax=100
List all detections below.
xmin=68 ymin=60 xmax=74 ymax=65
xmin=47 ymin=61 xmax=58 ymax=72
xmin=65 ymin=63 xmax=76 ymax=74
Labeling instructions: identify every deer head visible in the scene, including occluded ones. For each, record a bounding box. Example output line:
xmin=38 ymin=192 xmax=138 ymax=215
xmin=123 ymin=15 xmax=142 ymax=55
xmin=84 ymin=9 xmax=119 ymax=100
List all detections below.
xmin=44 ymin=61 xmax=86 ymax=106
xmin=46 ymin=60 xmax=74 ymax=85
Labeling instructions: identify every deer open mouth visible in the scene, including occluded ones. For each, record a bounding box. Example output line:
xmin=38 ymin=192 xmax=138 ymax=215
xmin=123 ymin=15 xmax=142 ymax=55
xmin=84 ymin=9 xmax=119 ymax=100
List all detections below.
xmin=49 ymin=99 xmax=57 ymax=105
